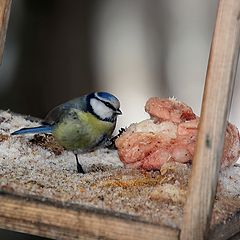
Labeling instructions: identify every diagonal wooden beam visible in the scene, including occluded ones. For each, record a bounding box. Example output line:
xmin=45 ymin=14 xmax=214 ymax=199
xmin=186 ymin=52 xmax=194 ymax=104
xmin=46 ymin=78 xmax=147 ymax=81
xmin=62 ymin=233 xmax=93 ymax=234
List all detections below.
xmin=180 ymin=0 xmax=240 ymax=239
xmin=0 ymin=0 xmax=12 ymax=64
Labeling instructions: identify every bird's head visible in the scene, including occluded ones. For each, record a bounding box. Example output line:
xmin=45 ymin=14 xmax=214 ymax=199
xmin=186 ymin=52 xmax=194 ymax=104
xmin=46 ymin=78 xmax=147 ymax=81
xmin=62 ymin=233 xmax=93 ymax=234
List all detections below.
xmin=87 ymin=92 xmax=122 ymax=122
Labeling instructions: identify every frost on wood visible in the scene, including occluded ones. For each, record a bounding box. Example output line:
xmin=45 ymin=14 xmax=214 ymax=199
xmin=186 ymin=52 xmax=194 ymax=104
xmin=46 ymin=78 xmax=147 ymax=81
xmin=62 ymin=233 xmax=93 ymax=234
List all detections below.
xmin=0 ymin=110 xmax=239 ymax=229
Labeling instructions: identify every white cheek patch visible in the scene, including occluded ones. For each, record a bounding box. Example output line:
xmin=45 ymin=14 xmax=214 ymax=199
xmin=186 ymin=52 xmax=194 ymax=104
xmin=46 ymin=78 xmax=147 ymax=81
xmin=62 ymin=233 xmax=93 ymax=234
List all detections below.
xmin=90 ymin=98 xmax=113 ymax=120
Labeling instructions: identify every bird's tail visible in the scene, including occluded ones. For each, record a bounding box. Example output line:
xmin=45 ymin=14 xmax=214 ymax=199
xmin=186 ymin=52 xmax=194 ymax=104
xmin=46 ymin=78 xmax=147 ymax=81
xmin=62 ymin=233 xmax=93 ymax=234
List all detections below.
xmin=11 ymin=125 xmax=53 ymax=135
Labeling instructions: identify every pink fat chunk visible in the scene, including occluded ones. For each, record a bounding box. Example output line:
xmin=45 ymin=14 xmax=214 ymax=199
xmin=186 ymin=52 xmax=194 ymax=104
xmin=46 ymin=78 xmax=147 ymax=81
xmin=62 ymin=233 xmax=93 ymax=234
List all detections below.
xmin=116 ymin=98 xmax=240 ymax=170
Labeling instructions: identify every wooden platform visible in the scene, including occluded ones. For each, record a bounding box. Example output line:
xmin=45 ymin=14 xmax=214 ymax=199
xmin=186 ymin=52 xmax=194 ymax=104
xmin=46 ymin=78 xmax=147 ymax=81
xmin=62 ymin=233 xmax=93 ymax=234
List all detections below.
xmin=0 ymin=191 xmax=239 ymax=240
xmin=0 ymin=110 xmax=239 ymax=240
xmin=0 ymin=169 xmax=239 ymax=240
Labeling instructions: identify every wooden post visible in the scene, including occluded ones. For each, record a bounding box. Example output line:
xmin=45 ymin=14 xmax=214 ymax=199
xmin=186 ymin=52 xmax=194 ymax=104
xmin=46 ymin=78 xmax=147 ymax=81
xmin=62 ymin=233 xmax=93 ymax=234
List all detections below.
xmin=180 ymin=0 xmax=240 ymax=239
xmin=0 ymin=0 xmax=12 ymax=64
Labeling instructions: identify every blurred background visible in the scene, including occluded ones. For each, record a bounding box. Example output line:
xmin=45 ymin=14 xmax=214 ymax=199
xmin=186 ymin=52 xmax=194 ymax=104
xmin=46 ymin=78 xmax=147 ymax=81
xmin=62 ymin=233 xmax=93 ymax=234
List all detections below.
xmin=0 ymin=0 xmax=239 ymax=239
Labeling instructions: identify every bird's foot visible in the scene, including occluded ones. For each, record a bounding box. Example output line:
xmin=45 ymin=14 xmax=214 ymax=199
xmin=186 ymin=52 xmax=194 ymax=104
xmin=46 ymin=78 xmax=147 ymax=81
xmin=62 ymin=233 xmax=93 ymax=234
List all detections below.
xmin=105 ymin=127 xmax=126 ymax=149
xmin=74 ymin=153 xmax=85 ymax=174
xmin=77 ymin=164 xmax=85 ymax=174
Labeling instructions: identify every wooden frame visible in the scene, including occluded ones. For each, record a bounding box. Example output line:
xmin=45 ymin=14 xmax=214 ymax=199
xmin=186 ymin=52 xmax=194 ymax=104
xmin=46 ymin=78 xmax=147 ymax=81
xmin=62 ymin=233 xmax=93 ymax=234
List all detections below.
xmin=0 ymin=191 xmax=239 ymax=240
xmin=0 ymin=0 xmax=240 ymax=239
xmin=181 ymin=0 xmax=240 ymax=239
xmin=0 ymin=0 xmax=11 ymax=63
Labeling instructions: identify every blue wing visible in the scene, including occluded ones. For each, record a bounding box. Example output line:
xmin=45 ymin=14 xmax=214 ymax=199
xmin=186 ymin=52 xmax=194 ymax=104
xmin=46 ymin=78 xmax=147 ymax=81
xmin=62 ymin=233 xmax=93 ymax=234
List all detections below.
xmin=12 ymin=94 xmax=88 ymax=136
xmin=44 ymin=95 xmax=88 ymax=124
xmin=11 ymin=125 xmax=53 ymax=135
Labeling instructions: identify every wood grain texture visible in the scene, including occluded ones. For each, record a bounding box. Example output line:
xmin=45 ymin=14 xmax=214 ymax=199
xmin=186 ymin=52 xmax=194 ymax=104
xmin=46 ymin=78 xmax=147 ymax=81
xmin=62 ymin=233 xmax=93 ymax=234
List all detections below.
xmin=180 ymin=0 xmax=240 ymax=239
xmin=0 ymin=193 xmax=179 ymax=240
xmin=209 ymin=213 xmax=240 ymax=240
xmin=228 ymin=231 xmax=240 ymax=240
xmin=0 ymin=0 xmax=11 ymax=63
xmin=0 ymin=191 xmax=239 ymax=240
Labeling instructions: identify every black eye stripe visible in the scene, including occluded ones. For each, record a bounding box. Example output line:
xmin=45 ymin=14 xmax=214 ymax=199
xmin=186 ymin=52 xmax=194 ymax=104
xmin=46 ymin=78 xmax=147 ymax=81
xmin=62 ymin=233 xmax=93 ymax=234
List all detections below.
xmin=101 ymin=100 xmax=116 ymax=110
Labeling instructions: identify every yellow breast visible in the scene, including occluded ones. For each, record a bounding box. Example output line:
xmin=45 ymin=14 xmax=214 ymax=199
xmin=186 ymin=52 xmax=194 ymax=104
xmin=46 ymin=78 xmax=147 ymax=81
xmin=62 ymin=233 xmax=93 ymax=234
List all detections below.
xmin=52 ymin=110 xmax=115 ymax=151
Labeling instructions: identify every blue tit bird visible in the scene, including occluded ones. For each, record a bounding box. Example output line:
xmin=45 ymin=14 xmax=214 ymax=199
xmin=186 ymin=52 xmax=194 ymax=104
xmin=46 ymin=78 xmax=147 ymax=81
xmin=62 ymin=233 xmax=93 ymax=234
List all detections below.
xmin=12 ymin=92 xmax=122 ymax=174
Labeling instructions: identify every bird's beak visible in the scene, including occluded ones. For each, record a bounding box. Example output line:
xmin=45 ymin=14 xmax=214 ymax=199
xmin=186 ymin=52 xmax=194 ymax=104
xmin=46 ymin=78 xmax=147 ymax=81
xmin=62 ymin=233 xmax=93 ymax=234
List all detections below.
xmin=116 ymin=109 xmax=122 ymax=115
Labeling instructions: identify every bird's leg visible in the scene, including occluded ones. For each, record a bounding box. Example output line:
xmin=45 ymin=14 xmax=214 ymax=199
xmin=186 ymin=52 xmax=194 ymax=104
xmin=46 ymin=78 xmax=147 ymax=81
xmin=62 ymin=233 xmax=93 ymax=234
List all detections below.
xmin=74 ymin=153 xmax=85 ymax=174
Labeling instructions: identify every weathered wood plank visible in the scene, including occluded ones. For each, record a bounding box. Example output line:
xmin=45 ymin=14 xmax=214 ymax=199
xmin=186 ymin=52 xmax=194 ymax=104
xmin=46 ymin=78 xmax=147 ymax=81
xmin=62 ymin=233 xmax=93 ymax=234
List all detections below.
xmin=0 ymin=193 xmax=179 ymax=240
xmin=180 ymin=0 xmax=240 ymax=239
xmin=209 ymin=213 xmax=240 ymax=240
xmin=0 ymin=191 xmax=239 ymax=240
xmin=228 ymin=231 xmax=240 ymax=240
xmin=0 ymin=0 xmax=11 ymax=63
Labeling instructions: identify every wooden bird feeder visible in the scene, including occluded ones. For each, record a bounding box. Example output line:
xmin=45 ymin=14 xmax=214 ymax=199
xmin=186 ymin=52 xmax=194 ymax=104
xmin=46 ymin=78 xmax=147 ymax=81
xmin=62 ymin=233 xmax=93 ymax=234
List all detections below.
xmin=0 ymin=0 xmax=240 ymax=239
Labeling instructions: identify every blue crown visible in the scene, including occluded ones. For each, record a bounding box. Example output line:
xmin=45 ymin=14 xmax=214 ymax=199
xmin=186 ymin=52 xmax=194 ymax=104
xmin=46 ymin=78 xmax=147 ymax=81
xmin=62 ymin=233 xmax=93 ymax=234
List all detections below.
xmin=97 ymin=92 xmax=117 ymax=101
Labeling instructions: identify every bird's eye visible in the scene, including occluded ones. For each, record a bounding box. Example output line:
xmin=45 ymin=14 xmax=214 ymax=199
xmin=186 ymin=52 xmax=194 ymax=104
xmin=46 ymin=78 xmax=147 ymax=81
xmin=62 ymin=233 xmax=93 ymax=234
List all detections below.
xmin=105 ymin=102 xmax=113 ymax=109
